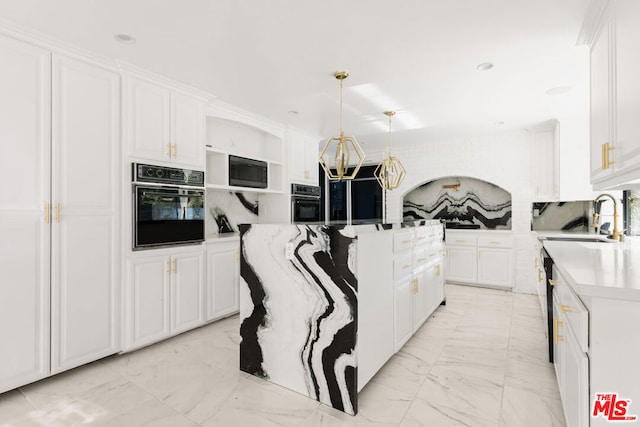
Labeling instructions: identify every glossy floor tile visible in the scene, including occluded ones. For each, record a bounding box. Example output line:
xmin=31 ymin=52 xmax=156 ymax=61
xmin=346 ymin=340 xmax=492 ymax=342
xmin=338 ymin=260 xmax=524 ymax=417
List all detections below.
xmin=0 ymin=284 xmax=565 ymax=426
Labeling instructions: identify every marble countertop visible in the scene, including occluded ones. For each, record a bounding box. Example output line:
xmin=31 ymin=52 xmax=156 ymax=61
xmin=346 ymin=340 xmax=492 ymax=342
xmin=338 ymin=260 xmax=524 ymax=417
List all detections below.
xmin=542 ymin=239 xmax=640 ymax=301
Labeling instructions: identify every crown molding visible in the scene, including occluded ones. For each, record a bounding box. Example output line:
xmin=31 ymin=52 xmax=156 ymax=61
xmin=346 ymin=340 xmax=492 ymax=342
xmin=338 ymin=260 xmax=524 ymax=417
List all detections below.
xmin=0 ymin=17 xmax=118 ymax=71
xmin=576 ymin=0 xmax=611 ymax=47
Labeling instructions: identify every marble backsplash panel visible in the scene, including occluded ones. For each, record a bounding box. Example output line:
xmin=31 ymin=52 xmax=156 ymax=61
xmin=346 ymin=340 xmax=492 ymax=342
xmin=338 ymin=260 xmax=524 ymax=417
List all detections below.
xmin=403 ymin=176 xmax=512 ymax=229
xmin=531 ymin=201 xmax=592 ymax=231
xmin=206 ymin=189 xmax=259 ymax=238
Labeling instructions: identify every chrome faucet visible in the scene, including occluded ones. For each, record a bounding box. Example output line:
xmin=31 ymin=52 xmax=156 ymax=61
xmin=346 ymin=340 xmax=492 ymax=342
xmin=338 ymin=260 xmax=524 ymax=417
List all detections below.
xmin=593 ymin=193 xmax=622 ymax=241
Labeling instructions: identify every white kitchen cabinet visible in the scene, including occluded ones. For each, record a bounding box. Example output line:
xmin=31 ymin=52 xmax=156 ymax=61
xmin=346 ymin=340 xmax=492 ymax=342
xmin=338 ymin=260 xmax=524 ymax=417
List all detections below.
xmin=445 ymin=246 xmax=478 ymax=283
xmin=0 ymin=35 xmax=120 ymax=393
xmin=412 ymin=270 xmax=429 ymax=331
xmin=125 ymin=250 xmax=205 ymax=351
xmin=552 ymin=288 xmax=589 ymax=427
xmin=393 ymin=276 xmax=414 ymax=351
xmin=531 ymin=122 xmax=559 ymax=201
xmin=125 ymin=74 xmax=206 ymax=169
xmin=50 ymin=55 xmax=120 ymax=373
xmin=589 ymin=0 xmax=640 ymax=189
xmin=125 ymin=255 xmax=171 ymax=349
xmin=288 ymin=128 xmax=320 ymax=185
xmin=445 ymin=231 xmax=513 ymax=289
xmin=0 ymin=34 xmax=51 ymax=393
xmin=206 ymin=240 xmax=240 ymax=322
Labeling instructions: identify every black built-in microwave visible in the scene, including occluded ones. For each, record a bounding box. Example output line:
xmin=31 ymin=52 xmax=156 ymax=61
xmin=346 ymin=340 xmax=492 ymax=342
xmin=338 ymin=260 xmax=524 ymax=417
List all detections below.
xmin=228 ymin=155 xmax=268 ymax=189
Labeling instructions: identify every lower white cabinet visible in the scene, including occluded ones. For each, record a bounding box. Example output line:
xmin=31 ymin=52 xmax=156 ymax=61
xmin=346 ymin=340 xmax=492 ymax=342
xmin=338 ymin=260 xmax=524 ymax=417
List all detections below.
xmin=445 ymin=231 xmax=513 ymax=289
xmin=206 ymin=240 xmax=240 ymax=321
xmin=394 ymin=276 xmax=414 ymax=351
xmin=552 ymin=290 xmax=589 ymax=427
xmin=124 ymin=250 xmax=204 ymax=351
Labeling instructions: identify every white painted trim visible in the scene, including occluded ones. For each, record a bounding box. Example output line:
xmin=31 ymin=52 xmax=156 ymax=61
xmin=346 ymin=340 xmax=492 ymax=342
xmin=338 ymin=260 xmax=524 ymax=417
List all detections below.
xmin=576 ymin=0 xmax=611 ymax=48
xmin=207 ymin=99 xmax=285 ymax=138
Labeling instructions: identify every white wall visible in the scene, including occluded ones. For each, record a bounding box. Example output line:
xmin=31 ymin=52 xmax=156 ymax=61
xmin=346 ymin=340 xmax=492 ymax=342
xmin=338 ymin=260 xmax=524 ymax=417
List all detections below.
xmin=376 ymin=130 xmax=538 ymax=294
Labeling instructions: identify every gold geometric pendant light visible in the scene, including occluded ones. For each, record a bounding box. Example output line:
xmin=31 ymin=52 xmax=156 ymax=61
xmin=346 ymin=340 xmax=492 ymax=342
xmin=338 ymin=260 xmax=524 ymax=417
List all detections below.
xmin=319 ymin=71 xmax=366 ymax=181
xmin=374 ymin=111 xmax=406 ymax=190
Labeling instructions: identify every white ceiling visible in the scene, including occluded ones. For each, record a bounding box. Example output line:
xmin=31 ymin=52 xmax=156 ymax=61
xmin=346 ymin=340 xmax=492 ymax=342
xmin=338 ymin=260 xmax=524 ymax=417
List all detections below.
xmin=0 ymin=0 xmax=592 ymax=150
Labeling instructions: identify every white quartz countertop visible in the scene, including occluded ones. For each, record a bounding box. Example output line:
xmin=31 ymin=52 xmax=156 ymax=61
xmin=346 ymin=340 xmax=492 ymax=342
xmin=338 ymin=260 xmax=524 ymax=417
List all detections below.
xmin=543 ymin=240 xmax=640 ymax=301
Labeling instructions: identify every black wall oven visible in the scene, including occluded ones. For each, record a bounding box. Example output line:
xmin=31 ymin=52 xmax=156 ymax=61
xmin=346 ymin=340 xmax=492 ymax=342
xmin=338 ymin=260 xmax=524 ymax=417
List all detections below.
xmin=133 ymin=163 xmax=205 ymax=250
xmin=291 ymin=183 xmax=321 ymax=223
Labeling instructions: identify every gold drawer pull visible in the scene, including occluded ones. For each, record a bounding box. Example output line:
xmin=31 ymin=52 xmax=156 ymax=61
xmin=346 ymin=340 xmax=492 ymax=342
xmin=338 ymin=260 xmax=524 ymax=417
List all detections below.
xmin=173 ymin=259 xmax=178 ymax=273
xmin=435 ymin=265 xmax=441 ymax=277
xmin=455 ymin=239 xmax=465 ymax=243
xmin=167 ymin=143 xmax=172 ymax=159
xmin=489 ymin=241 xmax=500 ymax=244
xmin=538 ymin=268 xmax=543 ymax=282
xmin=402 ymin=239 xmax=411 ymax=244
xmin=403 ymin=264 xmax=410 ymax=269
xmin=560 ymin=304 xmax=572 ymax=313
xmin=166 ymin=260 xmax=171 ymax=273
xmin=172 ymin=144 xmax=177 ymax=158
xmin=418 ymin=236 xmax=426 ymax=240
xmin=418 ymin=258 xmax=426 ymax=262
xmin=45 ymin=203 xmax=50 ymax=224
xmin=55 ymin=203 xmax=60 ymax=223
xmin=549 ymin=279 xmax=557 ymax=286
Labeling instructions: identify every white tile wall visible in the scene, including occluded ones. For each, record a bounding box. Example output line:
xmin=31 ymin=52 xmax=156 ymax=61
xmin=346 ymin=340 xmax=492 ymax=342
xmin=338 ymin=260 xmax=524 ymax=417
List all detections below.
xmin=377 ymin=130 xmax=538 ymax=294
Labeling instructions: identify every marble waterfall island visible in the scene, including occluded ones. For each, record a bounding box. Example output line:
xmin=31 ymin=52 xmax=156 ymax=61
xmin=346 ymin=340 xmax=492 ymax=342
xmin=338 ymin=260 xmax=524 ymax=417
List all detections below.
xmin=238 ymin=220 xmax=444 ymax=415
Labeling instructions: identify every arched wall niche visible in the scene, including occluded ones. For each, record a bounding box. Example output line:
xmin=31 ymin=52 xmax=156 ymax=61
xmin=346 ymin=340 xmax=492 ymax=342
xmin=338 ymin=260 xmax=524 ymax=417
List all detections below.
xmin=402 ymin=176 xmax=512 ymax=230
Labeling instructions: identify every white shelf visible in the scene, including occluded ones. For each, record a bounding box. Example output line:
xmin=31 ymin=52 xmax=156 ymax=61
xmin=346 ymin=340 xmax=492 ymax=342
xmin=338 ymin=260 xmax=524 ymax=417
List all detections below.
xmin=206 ymin=117 xmax=283 ymax=164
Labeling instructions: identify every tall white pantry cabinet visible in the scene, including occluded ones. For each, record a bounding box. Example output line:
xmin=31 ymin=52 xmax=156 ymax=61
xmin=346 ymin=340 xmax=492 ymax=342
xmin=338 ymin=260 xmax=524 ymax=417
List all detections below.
xmin=0 ymin=34 xmax=120 ymax=393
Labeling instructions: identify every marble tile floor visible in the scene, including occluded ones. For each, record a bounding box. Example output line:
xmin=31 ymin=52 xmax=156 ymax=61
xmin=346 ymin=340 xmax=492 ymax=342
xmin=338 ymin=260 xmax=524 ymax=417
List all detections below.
xmin=0 ymin=284 xmax=566 ymax=426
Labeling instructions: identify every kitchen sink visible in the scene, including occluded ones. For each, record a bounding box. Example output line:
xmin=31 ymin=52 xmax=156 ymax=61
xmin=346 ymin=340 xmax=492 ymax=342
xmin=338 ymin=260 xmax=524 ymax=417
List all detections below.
xmin=544 ymin=236 xmax=617 ymax=243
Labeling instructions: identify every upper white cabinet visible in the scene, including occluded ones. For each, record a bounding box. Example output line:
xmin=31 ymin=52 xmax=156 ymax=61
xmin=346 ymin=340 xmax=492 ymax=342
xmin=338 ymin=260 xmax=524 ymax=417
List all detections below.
xmin=288 ymin=128 xmax=320 ymax=186
xmin=205 ymin=102 xmax=285 ymax=193
xmin=588 ymin=0 xmax=640 ymax=189
xmin=124 ymin=74 xmax=206 ymax=169
xmin=0 ymin=32 xmax=121 ymax=393
xmin=531 ymin=121 xmax=559 ymax=201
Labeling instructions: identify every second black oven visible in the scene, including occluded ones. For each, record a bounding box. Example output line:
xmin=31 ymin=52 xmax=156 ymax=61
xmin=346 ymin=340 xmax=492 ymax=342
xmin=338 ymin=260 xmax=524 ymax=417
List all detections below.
xmin=133 ymin=163 xmax=205 ymax=250
xmin=291 ymin=183 xmax=321 ymax=223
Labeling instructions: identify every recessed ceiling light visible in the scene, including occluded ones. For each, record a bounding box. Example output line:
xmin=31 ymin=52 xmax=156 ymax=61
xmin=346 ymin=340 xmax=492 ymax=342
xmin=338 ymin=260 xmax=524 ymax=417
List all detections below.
xmin=287 ymin=110 xmax=299 ymax=115
xmin=114 ymin=34 xmax=136 ymax=44
xmin=495 ymin=121 xmax=505 ymax=125
xmin=545 ymin=86 xmax=572 ymax=95
xmin=476 ymin=62 xmax=494 ymax=71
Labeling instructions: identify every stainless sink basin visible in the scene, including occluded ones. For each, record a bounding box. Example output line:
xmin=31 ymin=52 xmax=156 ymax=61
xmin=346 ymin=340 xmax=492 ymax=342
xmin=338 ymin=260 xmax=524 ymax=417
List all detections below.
xmin=545 ymin=236 xmax=616 ymax=243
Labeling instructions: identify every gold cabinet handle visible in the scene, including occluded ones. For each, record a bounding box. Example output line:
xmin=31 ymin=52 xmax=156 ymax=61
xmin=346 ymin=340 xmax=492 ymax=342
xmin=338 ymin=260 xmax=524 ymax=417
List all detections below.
xmin=429 ymin=252 xmax=435 ymax=257
xmin=489 ymin=241 xmax=500 ymax=244
xmin=403 ymin=264 xmax=411 ymax=269
xmin=534 ymin=257 xmax=538 ymax=267
xmin=549 ymin=279 xmax=557 ymax=286
xmin=456 ymin=239 xmax=465 ymax=243
xmin=172 ymin=144 xmax=177 ymax=159
xmin=418 ymin=258 xmax=426 ymax=262
xmin=537 ymin=268 xmax=543 ymax=282
xmin=554 ymin=318 xmax=564 ymax=344
xmin=167 ymin=143 xmax=172 ymax=159
xmin=560 ymin=304 xmax=572 ymax=313
xmin=55 ymin=203 xmax=60 ymax=223
xmin=402 ymin=239 xmax=411 ymax=244
xmin=418 ymin=236 xmax=426 ymax=240
xmin=166 ymin=260 xmax=171 ymax=273
xmin=429 ymin=234 xmax=435 ymax=238
xmin=435 ymin=265 xmax=441 ymax=277
xmin=45 ymin=203 xmax=50 ymax=224
xmin=602 ymin=142 xmax=615 ymax=169
xmin=173 ymin=259 xmax=177 ymax=274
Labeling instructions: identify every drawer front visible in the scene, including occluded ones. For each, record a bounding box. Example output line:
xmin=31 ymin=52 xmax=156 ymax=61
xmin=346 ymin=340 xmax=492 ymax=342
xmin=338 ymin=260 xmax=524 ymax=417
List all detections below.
xmin=394 ymin=230 xmax=414 ymax=253
xmin=445 ymin=235 xmax=477 ymax=246
xmin=412 ymin=247 xmax=428 ymax=269
xmin=477 ymin=236 xmax=514 ymax=248
xmin=394 ymin=253 xmax=413 ymax=281
xmin=555 ymin=276 xmax=588 ymax=353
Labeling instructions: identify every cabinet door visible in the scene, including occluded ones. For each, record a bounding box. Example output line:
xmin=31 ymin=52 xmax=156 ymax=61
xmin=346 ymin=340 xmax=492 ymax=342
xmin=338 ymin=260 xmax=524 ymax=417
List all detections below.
xmin=552 ymin=296 xmax=565 ymax=400
xmin=125 ymin=256 xmax=171 ymax=350
xmin=445 ymin=246 xmax=477 ymax=283
xmin=172 ymin=252 xmax=205 ymax=334
xmin=613 ymin=0 xmax=640 ymax=174
xmin=172 ymin=92 xmax=205 ymax=168
xmin=562 ymin=327 xmax=589 ymax=427
xmin=126 ymin=76 xmax=172 ymax=163
xmin=412 ymin=270 xmax=430 ymax=331
xmin=394 ymin=276 xmax=413 ymax=352
xmin=0 ymin=35 xmax=51 ymax=393
xmin=531 ymin=126 xmax=558 ymax=201
xmin=49 ymin=55 xmax=120 ymax=373
xmin=477 ymin=247 xmax=513 ymax=288
xmin=289 ymin=129 xmax=319 ymax=185
xmin=590 ymin=7 xmax=612 ymax=183
xmin=206 ymin=243 xmax=240 ymax=321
